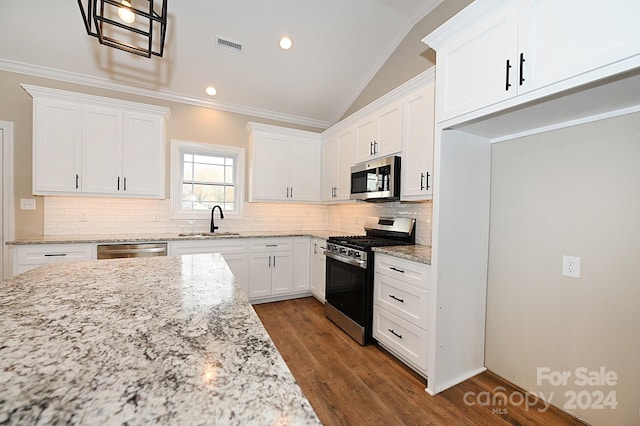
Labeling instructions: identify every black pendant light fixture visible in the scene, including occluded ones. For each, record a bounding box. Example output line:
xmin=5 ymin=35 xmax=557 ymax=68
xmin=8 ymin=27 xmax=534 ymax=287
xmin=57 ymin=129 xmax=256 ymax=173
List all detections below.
xmin=77 ymin=0 xmax=167 ymax=58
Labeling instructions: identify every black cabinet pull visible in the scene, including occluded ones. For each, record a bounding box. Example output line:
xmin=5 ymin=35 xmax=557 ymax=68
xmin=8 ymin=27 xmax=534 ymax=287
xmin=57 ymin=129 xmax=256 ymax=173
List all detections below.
xmin=290 ymin=187 xmax=293 ymax=198
xmin=44 ymin=253 xmax=67 ymax=257
xmin=420 ymin=172 xmax=425 ymax=191
xmin=425 ymin=171 xmax=431 ymax=190
xmin=389 ymin=294 xmax=404 ymax=303
xmin=273 ymin=255 xmax=276 ymax=268
xmin=75 ymin=174 xmax=79 ymax=189
xmin=268 ymin=256 xmax=271 ymax=268
xmin=388 ymin=329 xmax=403 ymax=339
xmin=390 ymin=266 xmax=405 ymax=273
xmin=370 ymin=141 xmax=374 ymax=155
xmin=123 ymin=177 xmax=127 ymax=191
xmin=519 ymin=53 xmax=526 ymax=86
xmin=505 ymin=59 xmax=512 ymax=91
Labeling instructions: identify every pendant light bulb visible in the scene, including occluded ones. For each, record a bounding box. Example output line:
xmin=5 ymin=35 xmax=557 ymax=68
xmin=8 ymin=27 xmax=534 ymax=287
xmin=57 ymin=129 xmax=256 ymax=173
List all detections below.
xmin=118 ymin=0 xmax=136 ymax=24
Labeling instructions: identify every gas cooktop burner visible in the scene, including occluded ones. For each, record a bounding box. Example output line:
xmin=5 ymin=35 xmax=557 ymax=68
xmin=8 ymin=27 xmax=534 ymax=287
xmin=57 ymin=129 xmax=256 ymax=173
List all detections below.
xmin=327 ymin=235 xmax=411 ymax=250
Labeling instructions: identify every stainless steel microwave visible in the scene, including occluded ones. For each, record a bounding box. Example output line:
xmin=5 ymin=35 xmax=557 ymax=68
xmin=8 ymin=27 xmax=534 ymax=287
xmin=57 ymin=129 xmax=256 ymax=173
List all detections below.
xmin=350 ymin=155 xmax=401 ymax=202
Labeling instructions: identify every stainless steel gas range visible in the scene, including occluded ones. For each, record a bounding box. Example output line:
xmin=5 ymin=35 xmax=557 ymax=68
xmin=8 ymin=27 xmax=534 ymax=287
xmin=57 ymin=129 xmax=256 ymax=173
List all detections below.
xmin=324 ymin=217 xmax=415 ymax=345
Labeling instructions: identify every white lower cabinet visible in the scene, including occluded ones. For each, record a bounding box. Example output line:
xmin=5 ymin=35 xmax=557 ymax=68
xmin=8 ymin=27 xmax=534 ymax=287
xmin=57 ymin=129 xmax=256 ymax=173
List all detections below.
xmin=13 ymin=244 xmax=96 ymax=275
xmin=249 ymin=237 xmax=313 ymax=302
xmin=310 ymin=237 xmax=326 ymax=302
xmin=373 ymin=253 xmax=430 ymax=377
xmin=168 ymin=239 xmax=250 ymax=296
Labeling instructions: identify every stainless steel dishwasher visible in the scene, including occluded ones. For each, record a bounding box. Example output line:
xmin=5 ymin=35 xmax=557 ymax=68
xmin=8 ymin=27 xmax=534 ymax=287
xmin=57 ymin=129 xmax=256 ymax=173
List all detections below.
xmin=97 ymin=242 xmax=167 ymax=259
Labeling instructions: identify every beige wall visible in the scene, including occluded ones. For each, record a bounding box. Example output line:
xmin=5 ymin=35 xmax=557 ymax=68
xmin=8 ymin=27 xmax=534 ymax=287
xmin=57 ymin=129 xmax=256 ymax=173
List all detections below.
xmin=486 ymin=112 xmax=640 ymax=425
xmin=341 ymin=0 xmax=471 ymax=119
xmin=0 ymin=69 xmax=322 ymax=239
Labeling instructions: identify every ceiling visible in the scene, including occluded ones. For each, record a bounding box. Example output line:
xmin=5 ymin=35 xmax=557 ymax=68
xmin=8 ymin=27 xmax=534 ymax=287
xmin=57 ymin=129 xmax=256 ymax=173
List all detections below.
xmin=0 ymin=0 xmax=443 ymax=129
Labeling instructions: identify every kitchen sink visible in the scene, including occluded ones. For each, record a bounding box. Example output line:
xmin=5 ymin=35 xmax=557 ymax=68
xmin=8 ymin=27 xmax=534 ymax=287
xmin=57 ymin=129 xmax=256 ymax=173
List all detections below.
xmin=178 ymin=232 xmax=240 ymax=237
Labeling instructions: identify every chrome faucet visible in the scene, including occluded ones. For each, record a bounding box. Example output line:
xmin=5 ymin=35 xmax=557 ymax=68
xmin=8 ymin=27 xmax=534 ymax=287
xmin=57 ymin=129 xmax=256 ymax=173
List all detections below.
xmin=210 ymin=205 xmax=224 ymax=233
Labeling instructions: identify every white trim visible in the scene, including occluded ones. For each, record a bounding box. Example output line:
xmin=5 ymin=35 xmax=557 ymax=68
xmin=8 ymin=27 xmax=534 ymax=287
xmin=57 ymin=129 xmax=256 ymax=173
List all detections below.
xmin=489 ymin=104 xmax=640 ymax=143
xmin=170 ymin=140 xmax=245 ymax=220
xmin=0 ymin=121 xmax=15 ymax=279
xmin=1 ymin=59 xmax=329 ymax=130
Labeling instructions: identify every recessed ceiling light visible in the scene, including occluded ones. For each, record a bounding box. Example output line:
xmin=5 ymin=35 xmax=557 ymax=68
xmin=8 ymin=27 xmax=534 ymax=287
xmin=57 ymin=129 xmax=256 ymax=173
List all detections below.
xmin=205 ymin=86 xmax=217 ymax=96
xmin=279 ymin=36 xmax=292 ymax=50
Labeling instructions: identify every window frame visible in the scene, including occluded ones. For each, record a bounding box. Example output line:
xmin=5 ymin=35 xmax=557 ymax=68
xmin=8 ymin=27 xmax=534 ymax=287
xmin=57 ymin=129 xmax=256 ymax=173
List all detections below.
xmin=170 ymin=140 xmax=245 ymax=219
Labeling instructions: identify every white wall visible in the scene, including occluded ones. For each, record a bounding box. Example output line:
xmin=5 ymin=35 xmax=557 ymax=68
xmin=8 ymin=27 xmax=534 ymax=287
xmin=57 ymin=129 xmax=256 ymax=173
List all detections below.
xmin=486 ymin=112 xmax=640 ymax=425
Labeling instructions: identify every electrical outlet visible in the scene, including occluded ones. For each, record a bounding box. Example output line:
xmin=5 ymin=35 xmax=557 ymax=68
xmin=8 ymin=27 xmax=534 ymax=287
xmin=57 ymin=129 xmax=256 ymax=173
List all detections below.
xmin=79 ymin=211 xmax=88 ymax=222
xmin=19 ymin=198 xmax=36 ymax=210
xmin=562 ymin=255 xmax=581 ymax=278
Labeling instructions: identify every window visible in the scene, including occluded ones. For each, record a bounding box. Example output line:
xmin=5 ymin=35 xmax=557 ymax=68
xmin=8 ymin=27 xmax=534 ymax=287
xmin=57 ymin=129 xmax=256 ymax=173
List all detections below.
xmin=171 ymin=140 xmax=244 ymax=218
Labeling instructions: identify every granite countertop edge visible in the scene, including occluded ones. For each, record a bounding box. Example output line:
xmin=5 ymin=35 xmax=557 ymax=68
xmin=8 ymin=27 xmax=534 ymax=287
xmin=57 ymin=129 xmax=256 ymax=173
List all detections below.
xmin=372 ymin=245 xmax=432 ymax=265
xmin=6 ymin=230 xmax=343 ymax=245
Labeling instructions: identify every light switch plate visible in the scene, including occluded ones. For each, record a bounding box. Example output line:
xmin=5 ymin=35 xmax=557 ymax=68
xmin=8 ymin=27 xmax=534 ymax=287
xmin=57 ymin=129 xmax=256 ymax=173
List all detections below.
xmin=20 ymin=198 xmax=36 ymax=210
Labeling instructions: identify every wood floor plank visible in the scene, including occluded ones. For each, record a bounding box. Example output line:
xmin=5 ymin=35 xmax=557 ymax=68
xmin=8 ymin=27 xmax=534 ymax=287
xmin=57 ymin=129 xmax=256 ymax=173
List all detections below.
xmin=254 ymin=297 xmax=586 ymax=425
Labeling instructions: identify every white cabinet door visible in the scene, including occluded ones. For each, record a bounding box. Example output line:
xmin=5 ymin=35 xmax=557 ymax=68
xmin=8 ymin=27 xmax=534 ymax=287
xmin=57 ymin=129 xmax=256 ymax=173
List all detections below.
xmin=375 ymin=100 xmax=402 ymax=158
xmin=336 ymin=128 xmax=355 ymax=200
xmin=292 ymin=238 xmax=310 ymax=293
xmin=355 ymin=116 xmax=377 ymax=163
xmin=321 ymin=134 xmax=339 ymax=201
xmin=518 ymin=0 xmax=640 ymax=94
xmin=249 ymin=252 xmax=272 ymax=298
xmin=310 ymin=238 xmax=326 ymax=302
xmin=271 ymin=252 xmax=294 ymax=295
xmin=81 ymin=106 xmax=123 ymax=195
xmin=355 ymin=102 xmax=402 ymax=163
xmin=252 ymin=134 xmax=290 ymax=201
xmin=289 ymin=138 xmax=320 ymax=201
xmin=32 ymin=98 xmax=82 ymax=194
xmin=122 ymin=112 xmax=165 ymax=198
xmin=434 ymin=0 xmax=519 ymax=122
xmin=401 ymin=82 xmax=436 ymax=200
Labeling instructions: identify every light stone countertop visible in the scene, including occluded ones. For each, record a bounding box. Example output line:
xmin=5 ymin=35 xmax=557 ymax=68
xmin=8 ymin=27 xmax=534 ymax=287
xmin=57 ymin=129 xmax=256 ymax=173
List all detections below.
xmin=0 ymin=254 xmax=321 ymax=425
xmin=372 ymin=244 xmax=432 ymax=265
xmin=6 ymin=230 xmax=344 ymax=245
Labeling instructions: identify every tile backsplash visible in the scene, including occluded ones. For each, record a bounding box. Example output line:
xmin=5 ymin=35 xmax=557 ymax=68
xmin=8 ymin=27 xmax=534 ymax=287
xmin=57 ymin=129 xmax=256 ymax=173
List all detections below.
xmin=44 ymin=197 xmax=432 ymax=245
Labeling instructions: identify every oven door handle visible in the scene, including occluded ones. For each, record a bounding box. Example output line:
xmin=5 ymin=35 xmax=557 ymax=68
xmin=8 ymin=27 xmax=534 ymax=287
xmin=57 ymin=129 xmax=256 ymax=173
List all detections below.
xmin=325 ymin=251 xmax=367 ymax=269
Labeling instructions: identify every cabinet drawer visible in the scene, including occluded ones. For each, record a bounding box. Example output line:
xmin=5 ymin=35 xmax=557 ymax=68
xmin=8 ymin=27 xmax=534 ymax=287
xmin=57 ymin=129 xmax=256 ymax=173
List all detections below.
xmin=374 ymin=273 xmax=428 ymax=329
xmin=375 ymin=253 xmax=429 ymax=291
xmin=373 ymin=307 xmax=427 ymax=372
xmin=250 ymin=238 xmax=293 ymax=253
xmin=14 ymin=243 xmax=95 ymax=275
xmin=16 ymin=244 xmax=94 ymax=265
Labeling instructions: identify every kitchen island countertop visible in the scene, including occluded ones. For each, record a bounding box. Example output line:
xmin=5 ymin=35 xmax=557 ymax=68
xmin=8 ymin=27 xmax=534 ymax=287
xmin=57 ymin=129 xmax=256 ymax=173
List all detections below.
xmin=0 ymin=254 xmax=320 ymax=425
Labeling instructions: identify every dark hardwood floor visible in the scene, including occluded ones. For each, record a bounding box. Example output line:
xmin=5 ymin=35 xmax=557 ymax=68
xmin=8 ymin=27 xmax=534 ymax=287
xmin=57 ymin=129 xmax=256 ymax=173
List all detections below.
xmin=254 ymin=297 xmax=585 ymax=426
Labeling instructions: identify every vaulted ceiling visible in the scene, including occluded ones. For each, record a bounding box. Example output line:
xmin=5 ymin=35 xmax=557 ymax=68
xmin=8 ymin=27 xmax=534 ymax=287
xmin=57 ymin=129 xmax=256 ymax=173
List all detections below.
xmin=0 ymin=0 xmax=443 ymax=128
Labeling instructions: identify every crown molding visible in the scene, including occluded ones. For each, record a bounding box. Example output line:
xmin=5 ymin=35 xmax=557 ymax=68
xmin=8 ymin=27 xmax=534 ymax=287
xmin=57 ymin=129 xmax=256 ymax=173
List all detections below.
xmin=0 ymin=59 xmax=330 ymax=130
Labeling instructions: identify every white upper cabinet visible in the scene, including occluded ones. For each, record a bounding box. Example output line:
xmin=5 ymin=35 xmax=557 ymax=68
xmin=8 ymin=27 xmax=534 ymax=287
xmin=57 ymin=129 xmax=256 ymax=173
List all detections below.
xmin=24 ymin=85 xmax=169 ymax=199
xmin=322 ymin=127 xmax=355 ymax=202
xmin=247 ymin=122 xmax=322 ymax=202
xmin=517 ymin=0 xmax=640 ymax=93
xmin=424 ymin=0 xmax=640 ymax=124
xmin=82 ymin=106 xmax=123 ymax=195
xmin=401 ymin=80 xmax=436 ymax=201
xmin=355 ymin=100 xmax=402 ymax=163
xmin=32 ymin=98 xmax=83 ymax=193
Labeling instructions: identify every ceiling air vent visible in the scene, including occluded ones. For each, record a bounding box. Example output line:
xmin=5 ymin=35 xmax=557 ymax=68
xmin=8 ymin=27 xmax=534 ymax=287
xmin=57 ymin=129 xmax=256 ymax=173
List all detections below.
xmin=216 ymin=36 xmax=243 ymax=53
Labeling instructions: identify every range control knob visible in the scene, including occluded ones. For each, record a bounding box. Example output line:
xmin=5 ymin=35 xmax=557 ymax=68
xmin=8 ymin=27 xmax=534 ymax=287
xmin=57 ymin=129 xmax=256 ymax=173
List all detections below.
xmin=339 ymin=247 xmax=347 ymax=254
xmin=353 ymin=251 xmax=361 ymax=258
